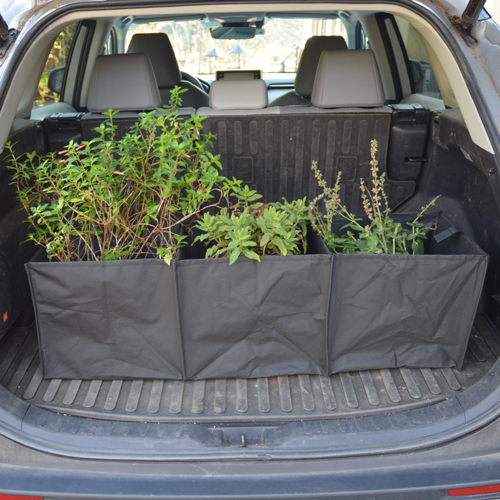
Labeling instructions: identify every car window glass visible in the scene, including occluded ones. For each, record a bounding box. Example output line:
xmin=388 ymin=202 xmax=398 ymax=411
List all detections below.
xmin=355 ymin=21 xmax=369 ymax=49
xmin=33 ymin=23 xmax=78 ymax=109
xmin=103 ymin=28 xmax=117 ymax=55
xmin=394 ymin=16 xmax=441 ymax=98
xmin=125 ymin=18 xmax=349 ymax=75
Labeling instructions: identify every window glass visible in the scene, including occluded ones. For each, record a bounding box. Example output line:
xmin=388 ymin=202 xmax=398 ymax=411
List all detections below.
xmin=103 ymin=29 xmax=117 ymax=55
xmin=125 ymin=18 xmax=348 ymax=75
xmin=355 ymin=21 xmax=369 ymax=49
xmin=34 ymin=23 xmax=78 ymax=109
xmin=394 ymin=16 xmax=441 ymax=98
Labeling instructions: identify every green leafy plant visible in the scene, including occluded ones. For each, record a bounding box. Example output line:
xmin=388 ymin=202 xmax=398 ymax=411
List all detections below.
xmin=309 ymin=139 xmax=439 ymax=255
xmin=195 ymin=182 xmax=308 ymax=264
xmin=6 ymin=87 xmax=223 ymax=264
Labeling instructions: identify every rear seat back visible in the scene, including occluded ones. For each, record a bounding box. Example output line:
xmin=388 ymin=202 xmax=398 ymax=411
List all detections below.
xmin=311 ymin=49 xmax=385 ymax=109
xmin=87 ymin=53 xmax=161 ymax=114
xmin=42 ymin=54 xmax=195 ymax=148
xmin=199 ymin=79 xmax=278 ymax=115
xmin=127 ymin=33 xmax=209 ymax=108
xmin=202 ymin=49 xmax=420 ymax=213
xmin=269 ymin=36 xmax=348 ymax=107
xmin=82 ymin=53 xmax=162 ymax=141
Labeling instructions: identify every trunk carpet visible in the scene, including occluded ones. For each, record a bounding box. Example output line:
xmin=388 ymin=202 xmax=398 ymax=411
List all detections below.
xmin=1 ymin=315 xmax=498 ymax=423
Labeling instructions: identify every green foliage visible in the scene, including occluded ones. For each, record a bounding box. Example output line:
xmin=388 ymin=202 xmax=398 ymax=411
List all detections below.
xmin=309 ymin=139 xmax=439 ymax=255
xmin=195 ymin=182 xmax=308 ymax=264
xmin=6 ymin=87 xmax=223 ymax=264
xmin=36 ymin=23 xmax=77 ymax=106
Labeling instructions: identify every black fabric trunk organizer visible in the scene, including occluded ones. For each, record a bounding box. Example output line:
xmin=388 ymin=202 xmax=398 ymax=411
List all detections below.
xmin=26 ymin=216 xmax=489 ymax=380
xmin=26 ymin=258 xmax=183 ymax=380
xmin=326 ymin=213 xmax=489 ymax=372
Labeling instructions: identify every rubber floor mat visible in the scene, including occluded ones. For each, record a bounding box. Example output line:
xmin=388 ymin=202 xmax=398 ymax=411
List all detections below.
xmin=1 ymin=315 xmax=498 ymax=423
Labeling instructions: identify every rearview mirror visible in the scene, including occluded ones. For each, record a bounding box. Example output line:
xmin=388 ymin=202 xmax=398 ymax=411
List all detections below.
xmin=211 ymin=26 xmax=264 ymax=39
xmin=47 ymin=66 xmax=65 ymax=94
xmin=408 ymin=59 xmax=424 ymax=85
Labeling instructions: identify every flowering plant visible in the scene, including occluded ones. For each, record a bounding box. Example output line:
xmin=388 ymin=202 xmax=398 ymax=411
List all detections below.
xmin=6 ymin=87 xmax=223 ymax=263
xmin=308 ymin=139 xmax=439 ymax=254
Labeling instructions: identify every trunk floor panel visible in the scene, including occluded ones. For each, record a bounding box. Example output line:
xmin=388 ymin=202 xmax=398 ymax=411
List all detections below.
xmin=1 ymin=315 xmax=498 ymax=423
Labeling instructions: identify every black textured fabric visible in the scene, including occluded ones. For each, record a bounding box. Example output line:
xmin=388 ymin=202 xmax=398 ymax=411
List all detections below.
xmin=27 ymin=218 xmax=488 ymax=380
xmin=328 ymin=216 xmax=489 ymax=373
xmin=176 ymin=254 xmax=332 ymax=379
xmin=26 ymin=259 xmax=183 ymax=380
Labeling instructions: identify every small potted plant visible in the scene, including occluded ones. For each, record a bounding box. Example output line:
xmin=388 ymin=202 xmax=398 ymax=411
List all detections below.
xmin=309 ymin=140 xmax=489 ymax=373
xmin=6 ymin=88 xmax=224 ymax=380
xmin=176 ymin=182 xmax=332 ymax=379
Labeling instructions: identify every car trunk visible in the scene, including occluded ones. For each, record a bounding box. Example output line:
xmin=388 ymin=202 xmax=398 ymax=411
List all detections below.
xmin=0 ymin=104 xmax=500 ymax=459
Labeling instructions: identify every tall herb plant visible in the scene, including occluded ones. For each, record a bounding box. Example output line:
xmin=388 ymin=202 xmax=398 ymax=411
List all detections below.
xmin=309 ymin=139 xmax=439 ymax=254
xmin=6 ymin=88 xmax=223 ymax=264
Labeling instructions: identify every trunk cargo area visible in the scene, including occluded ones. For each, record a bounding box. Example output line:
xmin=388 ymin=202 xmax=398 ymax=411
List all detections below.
xmin=1 ymin=105 xmax=500 ymax=458
xmin=2 ymin=315 xmax=498 ymax=423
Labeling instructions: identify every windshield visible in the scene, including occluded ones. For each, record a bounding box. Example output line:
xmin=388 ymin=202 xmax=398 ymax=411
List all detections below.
xmin=125 ymin=18 xmax=348 ymax=75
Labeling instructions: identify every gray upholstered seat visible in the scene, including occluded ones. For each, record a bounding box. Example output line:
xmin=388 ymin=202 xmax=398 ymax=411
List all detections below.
xmin=82 ymin=53 xmax=194 ymax=141
xmin=268 ymin=36 xmax=348 ymax=107
xmin=127 ymin=33 xmax=209 ymax=108
xmin=87 ymin=53 xmax=161 ymax=113
xmin=278 ymin=49 xmax=387 ymax=114
xmin=311 ymin=49 xmax=385 ymax=109
xmin=198 ymin=50 xmax=385 ymax=116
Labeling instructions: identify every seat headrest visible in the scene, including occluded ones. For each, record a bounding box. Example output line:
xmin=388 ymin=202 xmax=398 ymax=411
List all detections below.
xmin=209 ymin=80 xmax=268 ymax=110
xmin=127 ymin=33 xmax=182 ymax=88
xmin=295 ymin=36 xmax=348 ymax=97
xmin=311 ymin=50 xmax=385 ymax=108
xmin=87 ymin=54 xmax=161 ymax=113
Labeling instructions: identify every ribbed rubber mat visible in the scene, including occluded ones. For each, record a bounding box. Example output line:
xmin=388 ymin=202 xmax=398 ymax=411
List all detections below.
xmin=1 ymin=316 xmax=497 ymax=423
xmin=203 ymin=113 xmax=415 ymax=211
